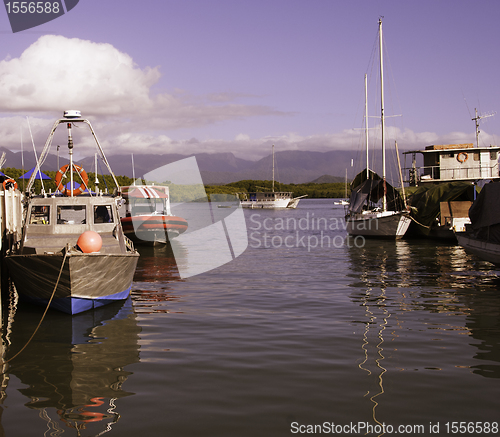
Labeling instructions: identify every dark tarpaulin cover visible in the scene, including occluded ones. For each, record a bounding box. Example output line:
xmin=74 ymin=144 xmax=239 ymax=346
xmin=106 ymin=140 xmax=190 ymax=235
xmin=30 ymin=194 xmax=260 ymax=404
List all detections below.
xmin=469 ymin=181 xmax=500 ymax=228
xmin=468 ymin=181 xmax=500 ymax=243
xmin=348 ymin=168 xmax=405 ymax=214
xmin=407 ymin=182 xmax=475 ymax=234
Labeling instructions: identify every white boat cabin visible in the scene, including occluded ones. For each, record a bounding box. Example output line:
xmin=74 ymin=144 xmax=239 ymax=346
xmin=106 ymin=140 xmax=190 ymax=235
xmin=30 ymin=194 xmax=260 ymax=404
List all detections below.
xmin=403 ymin=143 xmax=500 ymax=186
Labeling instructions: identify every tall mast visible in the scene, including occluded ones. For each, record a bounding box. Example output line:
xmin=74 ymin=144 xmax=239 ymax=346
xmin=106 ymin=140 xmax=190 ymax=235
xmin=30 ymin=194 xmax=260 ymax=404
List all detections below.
xmin=68 ymin=121 xmax=74 ymax=197
xmin=272 ymin=144 xmax=275 ymax=192
xmin=365 ymin=73 xmax=369 ymax=179
xmin=379 ymin=18 xmax=387 ymax=211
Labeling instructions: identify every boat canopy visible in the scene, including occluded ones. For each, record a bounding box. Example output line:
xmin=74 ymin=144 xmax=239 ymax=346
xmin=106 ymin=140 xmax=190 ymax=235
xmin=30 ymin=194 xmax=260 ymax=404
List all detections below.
xmin=123 ymin=186 xmax=169 ymax=199
xmin=407 ymin=181 xmax=475 ymax=234
xmin=348 ymin=169 xmax=405 ymax=214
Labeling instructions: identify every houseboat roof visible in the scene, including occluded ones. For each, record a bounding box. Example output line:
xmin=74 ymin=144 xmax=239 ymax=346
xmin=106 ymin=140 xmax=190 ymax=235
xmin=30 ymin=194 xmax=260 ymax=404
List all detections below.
xmin=403 ymin=143 xmax=500 ymax=154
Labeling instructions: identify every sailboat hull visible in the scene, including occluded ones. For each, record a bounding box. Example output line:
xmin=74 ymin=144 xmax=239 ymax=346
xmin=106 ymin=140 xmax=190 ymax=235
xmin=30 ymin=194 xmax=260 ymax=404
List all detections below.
xmin=346 ymin=211 xmax=411 ymax=239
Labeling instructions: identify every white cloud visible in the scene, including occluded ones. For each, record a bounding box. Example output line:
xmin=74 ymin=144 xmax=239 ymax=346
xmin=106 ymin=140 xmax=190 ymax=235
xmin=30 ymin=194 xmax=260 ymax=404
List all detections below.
xmin=0 ymin=35 xmax=286 ymax=133
xmin=0 ymin=36 xmax=496 ymax=162
xmin=0 ymin=35 xmax=159 ymax=114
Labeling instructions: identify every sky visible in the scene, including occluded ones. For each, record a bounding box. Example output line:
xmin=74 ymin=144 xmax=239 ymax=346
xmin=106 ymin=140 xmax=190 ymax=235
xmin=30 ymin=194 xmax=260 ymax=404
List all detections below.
xmin=0 ymin=0 xmax=499 ymax=162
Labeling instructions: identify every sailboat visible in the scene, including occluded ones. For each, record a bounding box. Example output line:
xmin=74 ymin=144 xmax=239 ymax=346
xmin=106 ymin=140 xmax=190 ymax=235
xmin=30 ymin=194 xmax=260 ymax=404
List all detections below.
xmin=345 ymin=19 xmax=411 ymax=239
xmin=239 ymin=145 xmax=307 ymax=209
xmin=334 ymin=169 xmax=350 ymax=206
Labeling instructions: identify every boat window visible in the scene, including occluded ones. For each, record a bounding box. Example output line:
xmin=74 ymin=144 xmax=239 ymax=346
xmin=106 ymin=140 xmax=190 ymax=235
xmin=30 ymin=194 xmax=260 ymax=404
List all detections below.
xmin=57 ymin=205 xmax=86 ymax=224
xmin=94 ymin=205 xmax=113 ymax=223
xmin=29 ymin=206 xmax=50 ymax=224
xmin=474 ymin=152 xmax=480 ymax=161
xmin=491 ymin=151 xmax=498 ymax=160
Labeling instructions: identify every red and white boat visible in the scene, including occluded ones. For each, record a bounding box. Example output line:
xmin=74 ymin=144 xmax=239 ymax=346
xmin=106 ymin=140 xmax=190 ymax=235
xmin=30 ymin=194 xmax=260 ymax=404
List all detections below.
xmin=120 ymin=185 xmax=188 ymax=245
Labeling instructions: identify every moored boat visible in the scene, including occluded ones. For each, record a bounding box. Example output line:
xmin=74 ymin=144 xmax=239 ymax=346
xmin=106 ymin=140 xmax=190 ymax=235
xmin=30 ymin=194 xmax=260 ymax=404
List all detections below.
xmin=345 ymin=20 xmax=411 ymax=239
xmin=402 ymin=116 xmax=499 ymax=240
xmin=456 ymin=181 xmax=500 ymax=266
xmin=120 ymin=184 xmax=188 ymax=245
xmin=239 ymin=145 xmax=306 ymax=209
xmin=5 ymin=111 xmax=140 ymax=315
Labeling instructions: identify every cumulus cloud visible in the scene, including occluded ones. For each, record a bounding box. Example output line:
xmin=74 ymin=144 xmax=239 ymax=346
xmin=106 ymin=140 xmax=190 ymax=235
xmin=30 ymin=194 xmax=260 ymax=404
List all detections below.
xmin=0 ymin=35 xmax=286 ymax=129
xmin=0 ymin=35 xmax=496 ymax=162
xmin=0 ymin=35 xmax=159 ymax=114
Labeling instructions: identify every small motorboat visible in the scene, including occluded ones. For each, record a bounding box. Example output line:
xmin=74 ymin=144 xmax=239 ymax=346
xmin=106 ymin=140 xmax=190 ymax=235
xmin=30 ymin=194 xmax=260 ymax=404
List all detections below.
xmin=120 ymin=185 xmax=188 ymax=245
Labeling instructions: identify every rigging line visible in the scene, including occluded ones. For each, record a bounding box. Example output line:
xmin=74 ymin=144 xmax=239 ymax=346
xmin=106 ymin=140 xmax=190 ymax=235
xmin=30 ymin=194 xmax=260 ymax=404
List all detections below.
xmin=0 ymin=249 xmax=69 ymax=366
xmin=97 ymin=158 xmax=110 ymax=191
xmin=26 ymin=116 xmax=46 ymax=195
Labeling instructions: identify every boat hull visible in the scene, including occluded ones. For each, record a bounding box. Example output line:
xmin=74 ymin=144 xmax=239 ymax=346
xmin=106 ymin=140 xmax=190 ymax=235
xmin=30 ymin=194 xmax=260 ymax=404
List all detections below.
xmin=121 ymin=215 xmax=188 ymax=245
xmin=455 ymin=232 xmax=500 ymax=266
xmin=5 ymin=251 xmax=139 ymax=314
xmin=346 ymin=211 xmax=411 ymax=239
xmin=240 ymin=198 xmax=297 ymax=209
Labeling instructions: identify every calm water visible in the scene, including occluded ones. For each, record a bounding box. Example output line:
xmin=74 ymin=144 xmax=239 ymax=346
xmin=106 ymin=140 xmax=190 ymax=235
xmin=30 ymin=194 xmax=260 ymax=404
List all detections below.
xmin=1 ymin=198 xmax=499 ymax=436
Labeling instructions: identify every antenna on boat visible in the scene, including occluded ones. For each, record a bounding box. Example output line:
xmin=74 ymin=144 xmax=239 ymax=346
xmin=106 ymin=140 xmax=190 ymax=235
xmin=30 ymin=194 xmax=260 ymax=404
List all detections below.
xmin=94 ymin=153 xmax=99 ymax=191
xmin=472 ymin=108 xmax=496 ymax=148
xmin=67 ymin=119 xmax=75 ymax=196
xmin=131 ymin=153 xmax=136 ymax=184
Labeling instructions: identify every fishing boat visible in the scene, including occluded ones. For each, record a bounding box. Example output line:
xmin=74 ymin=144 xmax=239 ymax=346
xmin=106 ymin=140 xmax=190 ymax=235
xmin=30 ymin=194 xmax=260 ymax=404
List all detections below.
xmin=5 ymin=111 xmax=140 ymax=315
xmin=456 ymin=181 xmax=500 ymax=266
xmin=239 ymin=145 xmax=306 ymax=209
xmin=120 ymin=184 xmax=188 ymax=245
xmin=345 ymin=19 xmax=411 ymax=239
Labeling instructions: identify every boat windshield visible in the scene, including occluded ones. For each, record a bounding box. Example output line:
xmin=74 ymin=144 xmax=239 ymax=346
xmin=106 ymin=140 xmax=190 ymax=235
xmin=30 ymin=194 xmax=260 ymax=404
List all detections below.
xmin=57 ymin=205 xmax=86 ymax=225
xmin=130 ymin=199 xmax=166 ymax=215
xmin=94 ymin=205 xmax=113 ymax=223
xmin=29 ymin=206 xmax=50 ymax=224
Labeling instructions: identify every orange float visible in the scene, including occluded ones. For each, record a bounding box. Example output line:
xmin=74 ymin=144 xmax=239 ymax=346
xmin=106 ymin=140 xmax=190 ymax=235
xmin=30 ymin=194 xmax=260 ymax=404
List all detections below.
xmin=77 ymin=231 xmax=102 ymax=253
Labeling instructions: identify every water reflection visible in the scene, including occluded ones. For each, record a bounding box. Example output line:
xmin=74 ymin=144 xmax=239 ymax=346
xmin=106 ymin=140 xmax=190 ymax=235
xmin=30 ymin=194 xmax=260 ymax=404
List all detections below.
xmin=132 ymin=244 xmax=184 ymax=314
xmin=354 ymin=287 xmax=390 ymax=429
xmin=347 ymin=238 xmax=500 ymax=400
xmin=133 ymin=244 xmax=180 ymax=283
xmin=4 ymin=298 xmax=140 ymax=435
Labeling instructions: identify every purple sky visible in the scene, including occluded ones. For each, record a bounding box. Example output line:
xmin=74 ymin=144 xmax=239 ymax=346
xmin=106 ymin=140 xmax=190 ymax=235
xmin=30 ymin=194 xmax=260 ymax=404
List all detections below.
xmin=0 ymin=0 xmax=499 ymax=161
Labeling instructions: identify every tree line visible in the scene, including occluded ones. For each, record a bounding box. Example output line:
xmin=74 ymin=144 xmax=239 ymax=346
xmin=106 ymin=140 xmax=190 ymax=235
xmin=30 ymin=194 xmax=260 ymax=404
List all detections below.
xmin=1 ymin=167 xmax=350 ymax=200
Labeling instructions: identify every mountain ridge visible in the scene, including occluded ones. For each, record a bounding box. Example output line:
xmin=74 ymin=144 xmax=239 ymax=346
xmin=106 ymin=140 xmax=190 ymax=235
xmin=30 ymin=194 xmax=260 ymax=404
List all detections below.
xmin=0 ymin=147 xmax=378 ymax=184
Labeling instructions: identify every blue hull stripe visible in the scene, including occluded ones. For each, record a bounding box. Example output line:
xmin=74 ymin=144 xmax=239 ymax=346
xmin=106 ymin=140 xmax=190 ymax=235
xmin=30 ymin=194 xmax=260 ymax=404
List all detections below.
xmin=19 ymin=287 xmax=133 ymax=315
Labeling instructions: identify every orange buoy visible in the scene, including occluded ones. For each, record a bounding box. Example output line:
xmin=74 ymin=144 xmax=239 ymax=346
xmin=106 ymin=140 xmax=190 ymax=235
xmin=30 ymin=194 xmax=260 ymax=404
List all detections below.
xmin=77 ymin=231 xmax=102 ymax=253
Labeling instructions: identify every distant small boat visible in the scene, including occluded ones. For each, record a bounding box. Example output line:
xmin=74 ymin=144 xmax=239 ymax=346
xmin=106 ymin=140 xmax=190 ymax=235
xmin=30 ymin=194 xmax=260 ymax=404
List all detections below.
xmin=120 ymin=185 xmax=188 ymax=245
xmin=239 ymin=145 xmax=306 ymax=209
xmin=334 ymin=169 xmax=350 ymax=206
xmin=5 ymin=111 xmax=140 ymax=315
xmin=456 ymin=181 xmax=500 ymax=266
xmin=334 ymin=199 xmax=350 ymax=206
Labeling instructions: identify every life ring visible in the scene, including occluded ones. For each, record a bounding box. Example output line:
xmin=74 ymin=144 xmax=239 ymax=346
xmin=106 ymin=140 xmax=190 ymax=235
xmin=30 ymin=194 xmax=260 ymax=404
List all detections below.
xmin=2 ymin=178 xmax=18 ymax=190
xmin=457 ymin=152 xmax=468 ymax=163
xmin=55 ymin=164 xmax=88 ymax=196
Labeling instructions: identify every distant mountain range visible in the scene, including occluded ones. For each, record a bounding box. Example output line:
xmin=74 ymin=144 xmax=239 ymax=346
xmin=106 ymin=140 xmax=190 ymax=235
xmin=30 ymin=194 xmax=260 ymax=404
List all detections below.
xmin=0 ymin=147 xmax=382 ymax=184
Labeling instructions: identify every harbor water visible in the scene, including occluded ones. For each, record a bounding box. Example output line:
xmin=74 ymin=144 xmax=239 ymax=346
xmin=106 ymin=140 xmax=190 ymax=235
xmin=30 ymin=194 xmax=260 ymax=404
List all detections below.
xmin=1 ymin=198 xmax=499 ymax=436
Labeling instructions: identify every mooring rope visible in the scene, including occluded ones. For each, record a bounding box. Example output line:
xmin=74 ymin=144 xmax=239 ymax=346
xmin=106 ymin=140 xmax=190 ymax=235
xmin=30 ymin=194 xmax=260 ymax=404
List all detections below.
xmin=0 ymin=248 xmax=69 ymax=366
